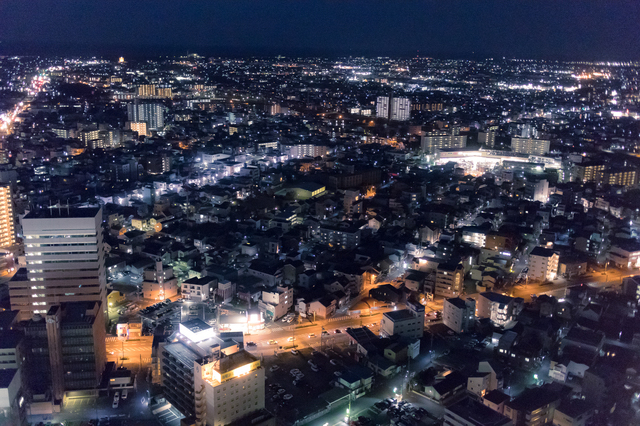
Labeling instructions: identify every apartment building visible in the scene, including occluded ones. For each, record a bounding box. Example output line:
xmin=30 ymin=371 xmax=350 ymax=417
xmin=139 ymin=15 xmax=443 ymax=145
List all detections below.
xmin=443 ymin=297 xmax=476 ymax=333
xmin=528 ymin=247 xmax=559 ymax=282
xmin=435 ymin=262 xmax=464 ymax=298
xmin=476 ymin=292 xmax=523 ymax=328
xmin=159 ymin=319 xmax=264 ymax=426
xmin=510 ymin=137 xmax=550 ymax=155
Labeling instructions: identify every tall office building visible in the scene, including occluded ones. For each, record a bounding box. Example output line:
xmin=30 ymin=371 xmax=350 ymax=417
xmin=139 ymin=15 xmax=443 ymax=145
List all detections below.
xmin=391 ymin=97 xmax=411 ymax=121
xmin=510 ymin=137 xmax=550 ymax=155
xmin=376 ymin=96 xmax=390 ymax=119
xmin=9 ymin=207 xmax=107 ymax=321
xmin=23 ymin=301 xmax=106 ymax=402
xmin=421 ymin=131 xmax=468 ymax=154
xmin=0 ymin=184 xmax=15 ymax=249
xmin=127 ymin=102 xmax=165 ymax=131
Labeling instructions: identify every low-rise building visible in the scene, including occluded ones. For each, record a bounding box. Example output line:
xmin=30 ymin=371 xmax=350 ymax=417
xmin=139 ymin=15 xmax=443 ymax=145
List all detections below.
xmin=435 ymin=262 xmax=464 ymax=298
xmin=380 ymin=301 xmax=424 ymax=339
xmin=443 ymin=297 xmax=476 ymax=333
xmin=258 ymin=285 xmax=293 ymax=321
xmin=528 ymin=247 xmax=559 ymax=282
xmin=181 ymin=276 xmax=215 ymax=301
xmin=476 ymin=292 xmax=523 ymax=327
xmin=504 ymin=384 xmax=562 ymax=426
xmin=445 ymin=396 xmax=513 ymax=426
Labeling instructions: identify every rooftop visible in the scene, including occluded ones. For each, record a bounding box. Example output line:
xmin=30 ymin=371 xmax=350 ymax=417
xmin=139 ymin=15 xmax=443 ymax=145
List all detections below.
xmin=24 ymin=206 xmax=101 ymax=219
xmin=446 ymin=396 xmax=512 ymax=426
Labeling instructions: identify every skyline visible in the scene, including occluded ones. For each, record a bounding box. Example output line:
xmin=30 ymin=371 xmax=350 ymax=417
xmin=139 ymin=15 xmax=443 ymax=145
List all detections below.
xmin=0 ymin=1 xmax=639 ymax=60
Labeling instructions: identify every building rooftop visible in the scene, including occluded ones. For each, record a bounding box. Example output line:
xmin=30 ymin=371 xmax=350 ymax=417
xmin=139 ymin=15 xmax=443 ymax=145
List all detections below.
xmin=24 ymin=206 xmax=101 ymax=219
xmin=483 ymin=389 xmax=510 ymax=405
xmin=384 ymin=309 xmax=414 ymax=322
xmin=0 ymin=369 xmax=18 ymax=388
xmin=215 ymin=350 xmax=258 ymax=374
xmin=530 ymin=246 xmax=557 ymax=258
xmin=446 ymin=396 xmax=512 ymax=426
xmin=180 ymin=318 xmax=211 ymax=335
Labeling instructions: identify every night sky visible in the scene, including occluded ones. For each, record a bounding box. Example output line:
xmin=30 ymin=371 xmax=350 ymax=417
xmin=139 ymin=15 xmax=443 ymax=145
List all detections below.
xmin=1 ymin=0 xmax=639 ymax=59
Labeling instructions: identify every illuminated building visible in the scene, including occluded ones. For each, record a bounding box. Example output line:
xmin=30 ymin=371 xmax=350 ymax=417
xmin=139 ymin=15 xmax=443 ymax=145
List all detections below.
xmin=9 ymin=207 xmax=107 ymax=321
xmin=127 ymin=102 xmax=165 ymax=131
xmin=478 ymin=126 xmax=498 ymax=148
xmin=597 ymin=167 xmax=639 ymax=187
xmin=126 ymin=121 xmax=148 ymax=137
xmin=142 ymin=261 xmax=178 ymax=301
xmin=376 ymin=96 xmax=390 ymax=119
xmin=476 ymin=292 xmax=522 ymax=327
xmin=528 ymin=247 xmax=559 ymax=281
xmin=159 ymin=319 xmax=265 ymax=426
xmin=573 ymin=161 xmax=605 ymax=182
xmin=155 ymin=87 xmax=172 ymax=98
xmin=390 ymin=97 xmax=411 ymax=121
xmin=137 ymin=84 xmax=156 ymax=97
xmin=510 ymin=137 xmax=550 ymax=155
xmin=0 ymin=184 xmax=15 ymax=249
xmin=421 ymin=132 xmax=467 ymax=154
xmin=435 ymin=262 xmax=464 ymax=298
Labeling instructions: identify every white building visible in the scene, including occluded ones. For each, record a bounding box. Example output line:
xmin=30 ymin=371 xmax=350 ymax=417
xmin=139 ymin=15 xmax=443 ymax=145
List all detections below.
xmin=443 ymin=297 xmax=476 ymax=333
xmin=462 ymin=227 xmax=487 ymax=248
xmin=181 ymin=276 xmax=215 ymax=301
xmin=258 ymin=286 xmax=293 ymax=321
xmin=376 ymin=96 xmax=390 ymax=119
xmin=160 ymin=319 xmax=265 ymax=426
xmin=528 ymin=247 xmax=559 ymax=281
xmin=10 ymin=207 xmax=106 ymax=321
xmin=609 ymin=242 xmax=640 ymax=269
xmin=127 ymin=102 xmax=164 ymax=130
xmin=476 ymin=292 xmax=522 ymax=328
xmin=510 ymin=137 xmax=550 ymax=155
xmin=391 ymin=97 xmax=410 ymax=121
xmin=380 ymin=301 xmax=425 ymax=339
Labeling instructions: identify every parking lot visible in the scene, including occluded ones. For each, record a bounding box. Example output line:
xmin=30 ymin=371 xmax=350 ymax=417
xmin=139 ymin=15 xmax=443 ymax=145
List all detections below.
xmin=155 ymin=405 xmax=184 ymax=426
xmin=263 ymin=347 xmax=352 ymax=423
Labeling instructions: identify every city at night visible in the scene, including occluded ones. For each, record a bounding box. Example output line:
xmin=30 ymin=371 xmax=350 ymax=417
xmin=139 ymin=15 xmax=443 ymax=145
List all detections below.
xmin=0 ymin=2 xmax=640 ymax=426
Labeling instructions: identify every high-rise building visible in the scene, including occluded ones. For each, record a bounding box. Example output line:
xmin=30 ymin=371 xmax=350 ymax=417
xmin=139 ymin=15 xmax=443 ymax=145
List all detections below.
xmin=510 ymin=137 xmax=550 ymax=155
xmin=160 ymin=319 xmax=265 ymax=426
xmin=391 ymin=97 xmax=411 ymax=121
xmin=376 ymin=96 xmax=390 ymax=119
xmin=0 ymin=184 xmax=15 ymax=249
xmin=421 ymin=132 xmax=468 ymax=154
xmin=573 ymin=161 xmax=605 ymax=182
xmin=9 ymin=207 xmax=106 ymax=321
xmin=137 ymin=84 xmax=156 ymax=97
xmin=23 ymin=301 xmax=106 ymax=403
xmin=127 ymin=102 xmax=165 ymax=131
xmin=478 ymin=126 xmax=498 ymax=148
xmin=126 ymin=121 xmax=148 ymax=137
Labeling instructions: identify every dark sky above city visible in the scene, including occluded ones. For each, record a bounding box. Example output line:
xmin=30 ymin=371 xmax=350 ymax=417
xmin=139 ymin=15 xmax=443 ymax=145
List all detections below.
xmin=1 ymin=0 xmax=639 ymax=59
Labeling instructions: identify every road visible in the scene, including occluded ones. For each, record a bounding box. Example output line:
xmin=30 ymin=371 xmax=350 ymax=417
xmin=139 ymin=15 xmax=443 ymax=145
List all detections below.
xmin=509 ymin=267 xmax=634 ymax=302
xmin=106 ymin=335 xmax=153 ymax=368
